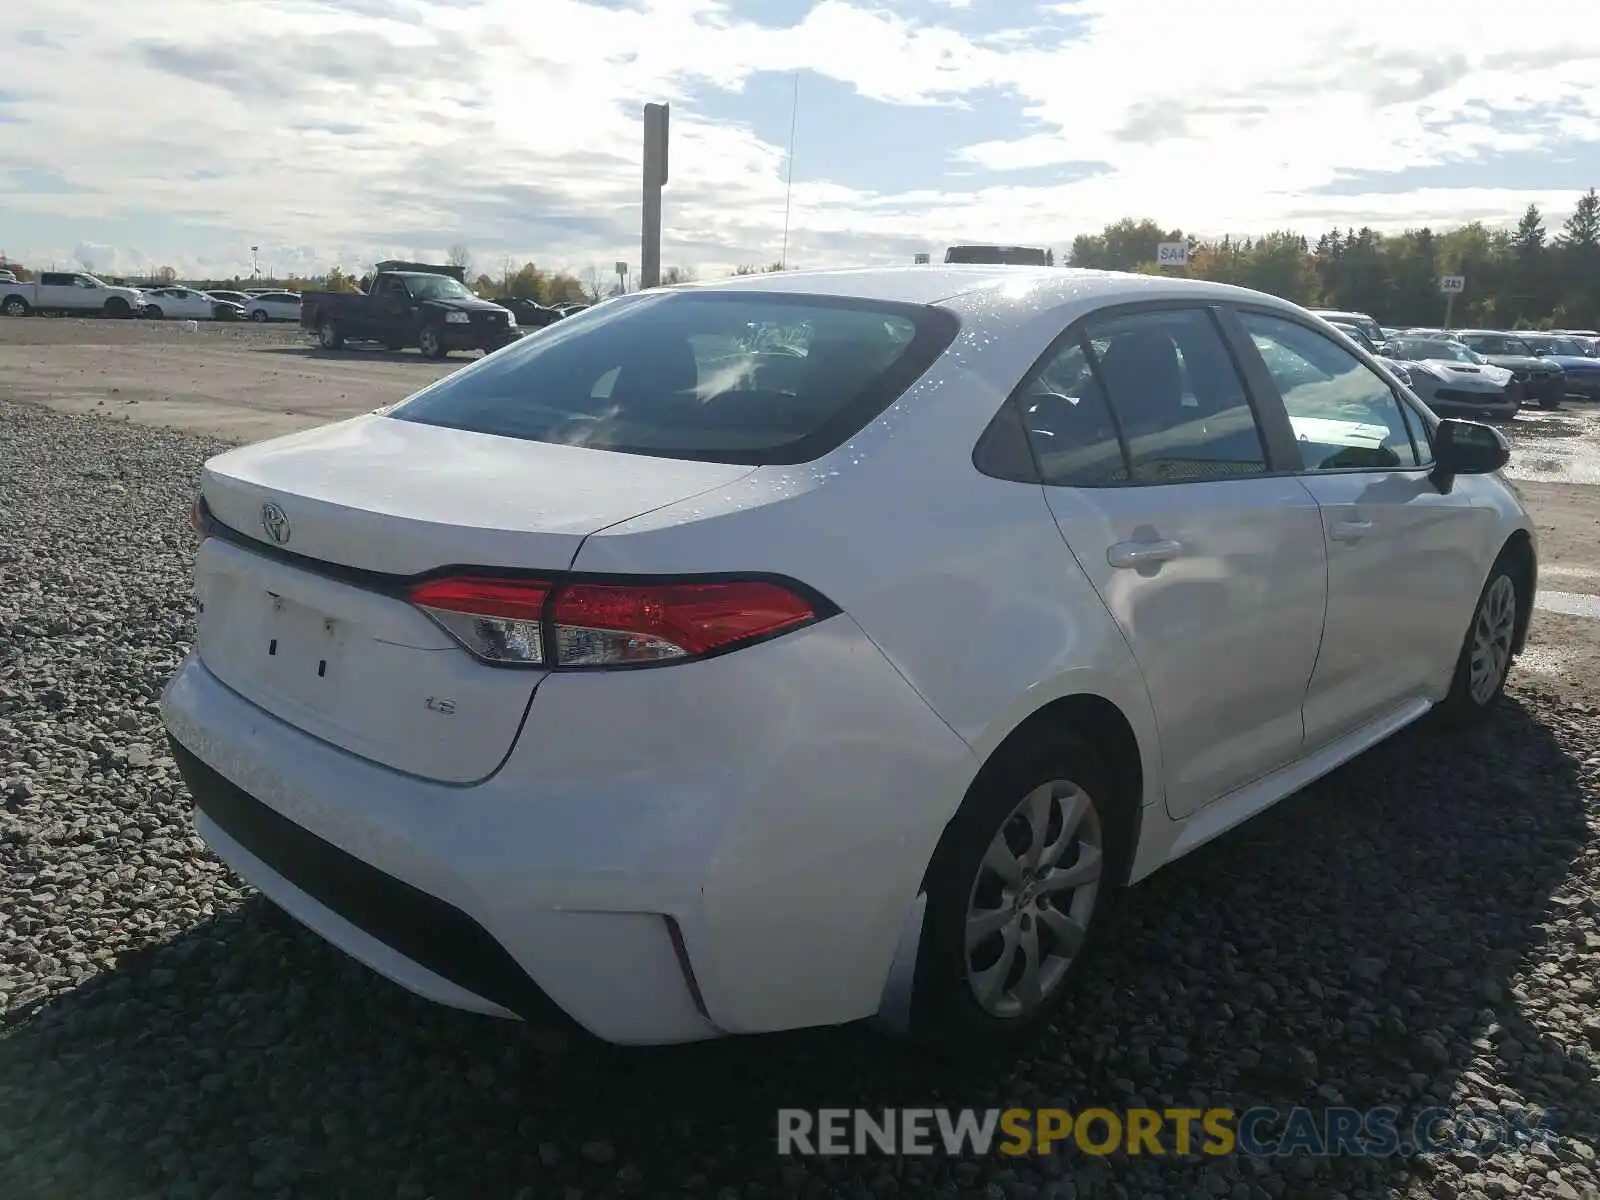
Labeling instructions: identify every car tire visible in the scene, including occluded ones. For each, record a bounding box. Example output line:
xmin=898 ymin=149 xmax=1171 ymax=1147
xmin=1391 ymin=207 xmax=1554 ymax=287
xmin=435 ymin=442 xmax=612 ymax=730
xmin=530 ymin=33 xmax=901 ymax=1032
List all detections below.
xmin=909 ymin=729 xmax=1118 ymax=1052
xmin=1 ymin=296 xmax=29 ymax=317
xmin=419 ymin=325 xmax=448 ymax=359
xmin=250 ymin=310 xmax=268 ymax=322
xmin=145 ymin=305 xmax=164 ymax=320
xmin=103 ymin=297 xmax=131 ymax=318
xmin=1433 ymin=553 xmax=1523 ymax=727
xmin=318 ymin=320 xmax=344 ymax=350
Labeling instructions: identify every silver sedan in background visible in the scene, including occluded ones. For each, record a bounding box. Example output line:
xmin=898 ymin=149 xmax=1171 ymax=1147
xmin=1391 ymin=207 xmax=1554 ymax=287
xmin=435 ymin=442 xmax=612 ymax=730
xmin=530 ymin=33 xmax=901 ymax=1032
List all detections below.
xmin=1384 ymin=336 xmax=1521 ymax=421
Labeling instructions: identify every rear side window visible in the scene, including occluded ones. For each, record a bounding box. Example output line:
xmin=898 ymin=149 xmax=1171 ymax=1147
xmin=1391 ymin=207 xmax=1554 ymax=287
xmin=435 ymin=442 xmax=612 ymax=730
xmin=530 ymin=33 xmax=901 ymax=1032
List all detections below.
xmin=1012 ymin=338 xmax=1128 ymax=486
xmin=390 ymin=292 xmax=958 ymax=464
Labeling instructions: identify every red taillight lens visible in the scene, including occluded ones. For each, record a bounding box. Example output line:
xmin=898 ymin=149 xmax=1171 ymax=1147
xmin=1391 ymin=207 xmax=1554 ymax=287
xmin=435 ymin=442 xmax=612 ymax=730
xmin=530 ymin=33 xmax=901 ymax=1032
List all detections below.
xmin=409 ymin=577 xmax=551 ymax=665
xmin=551 ymin=581 xmax=817 ymax=665
xmin=406 ymin=575 xmax=820 ymax=667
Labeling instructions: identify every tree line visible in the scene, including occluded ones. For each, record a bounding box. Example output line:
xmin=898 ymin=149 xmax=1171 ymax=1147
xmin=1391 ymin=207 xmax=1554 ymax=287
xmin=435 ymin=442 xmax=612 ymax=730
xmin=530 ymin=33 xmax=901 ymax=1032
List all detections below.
xmin=1068 ymin=188 xmax=1600 ymax=329
xmin=10 ymin=187 xmax=1594 ymax=327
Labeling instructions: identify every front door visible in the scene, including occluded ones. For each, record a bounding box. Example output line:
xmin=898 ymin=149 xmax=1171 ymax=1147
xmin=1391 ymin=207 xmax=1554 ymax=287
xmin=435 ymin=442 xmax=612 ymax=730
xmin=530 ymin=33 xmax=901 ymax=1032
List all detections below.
xmin=1020 ymin=305 xmax=1328 ymax=819
xmin=1235 ymin=310 xmax=1493 ymax=747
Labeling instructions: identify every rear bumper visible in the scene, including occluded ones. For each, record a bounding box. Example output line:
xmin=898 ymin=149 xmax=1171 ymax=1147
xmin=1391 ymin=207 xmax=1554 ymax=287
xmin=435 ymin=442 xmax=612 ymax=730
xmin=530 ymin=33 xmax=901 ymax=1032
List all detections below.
xmin=160 ymin=616 xmax=972 ymax=1044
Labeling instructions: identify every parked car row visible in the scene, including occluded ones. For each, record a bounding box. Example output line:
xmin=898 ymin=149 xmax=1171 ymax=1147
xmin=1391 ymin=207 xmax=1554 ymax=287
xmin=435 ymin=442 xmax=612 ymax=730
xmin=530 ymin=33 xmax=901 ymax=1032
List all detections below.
xmin=133 ymin=285 xmax=303 ymax=323
xmin=1308 ymin=308 xmax=1600 ymax=420
xmin=0 ymin=271 xmax=305 ymax=323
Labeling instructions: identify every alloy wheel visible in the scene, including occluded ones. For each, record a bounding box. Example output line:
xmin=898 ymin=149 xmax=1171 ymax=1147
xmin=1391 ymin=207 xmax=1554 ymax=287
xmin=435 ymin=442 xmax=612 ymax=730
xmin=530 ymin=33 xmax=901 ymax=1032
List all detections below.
xmin=965 ymin=780 xmax=1102 ymax=1019
xmin=1468 ymin=574 xmax=1517 ymax=705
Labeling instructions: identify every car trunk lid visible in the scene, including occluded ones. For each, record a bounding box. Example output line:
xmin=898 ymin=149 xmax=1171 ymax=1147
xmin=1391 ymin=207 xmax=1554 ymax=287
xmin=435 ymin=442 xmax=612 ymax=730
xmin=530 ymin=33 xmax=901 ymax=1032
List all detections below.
xmin=193 ymin=415 xmax=754 ymax=781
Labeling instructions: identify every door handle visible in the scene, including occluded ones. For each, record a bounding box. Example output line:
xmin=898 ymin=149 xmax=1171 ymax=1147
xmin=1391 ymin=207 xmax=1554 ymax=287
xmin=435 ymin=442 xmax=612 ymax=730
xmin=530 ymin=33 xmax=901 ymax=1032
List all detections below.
xmin=1107 ymin=539 xmax=1183 ymax=568
xmin=1328 ymin=519 xmax=1373 ymax=543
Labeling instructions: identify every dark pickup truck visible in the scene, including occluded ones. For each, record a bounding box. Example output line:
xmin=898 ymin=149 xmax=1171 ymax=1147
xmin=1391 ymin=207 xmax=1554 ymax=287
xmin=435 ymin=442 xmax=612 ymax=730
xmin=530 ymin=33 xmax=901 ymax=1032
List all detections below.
xmin=300 ymin=267 xmax=520 ymax=359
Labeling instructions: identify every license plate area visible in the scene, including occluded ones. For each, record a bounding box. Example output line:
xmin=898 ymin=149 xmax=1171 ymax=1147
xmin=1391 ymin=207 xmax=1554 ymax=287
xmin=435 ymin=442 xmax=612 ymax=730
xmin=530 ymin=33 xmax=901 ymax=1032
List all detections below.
xmin=260 ymin=592 xmax=346 ymax=709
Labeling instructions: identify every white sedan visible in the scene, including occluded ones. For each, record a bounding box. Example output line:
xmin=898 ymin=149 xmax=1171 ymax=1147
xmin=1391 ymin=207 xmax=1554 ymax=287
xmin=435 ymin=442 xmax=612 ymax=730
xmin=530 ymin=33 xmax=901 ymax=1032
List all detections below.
xmin=245 ymin=291 xmax=302 ymax=322
xmin=162 ymin=267 xmax=1536 ymax=1047
xmin=141 ymin=286 xmax=241 ymax=321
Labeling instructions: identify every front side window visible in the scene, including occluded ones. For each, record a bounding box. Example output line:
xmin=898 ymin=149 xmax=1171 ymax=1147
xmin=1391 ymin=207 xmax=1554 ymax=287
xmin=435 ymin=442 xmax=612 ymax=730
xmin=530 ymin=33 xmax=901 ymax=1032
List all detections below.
xmin=391 ymin=291 xmax=957 ymax=465
xmin=1400 ymin=396 xmax=1435 ymax=464
xmin=1081 ymin=307 xmax=1268 ymax=483
xmin=1240 ymin=311 xmax=1422 ymax=472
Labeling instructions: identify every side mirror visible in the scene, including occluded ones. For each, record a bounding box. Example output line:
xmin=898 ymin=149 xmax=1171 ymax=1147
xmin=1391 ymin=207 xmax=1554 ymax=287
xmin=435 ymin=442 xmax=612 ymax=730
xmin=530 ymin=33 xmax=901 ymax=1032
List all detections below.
xmin=1431 ymin=418 xmax=1510 ymax=491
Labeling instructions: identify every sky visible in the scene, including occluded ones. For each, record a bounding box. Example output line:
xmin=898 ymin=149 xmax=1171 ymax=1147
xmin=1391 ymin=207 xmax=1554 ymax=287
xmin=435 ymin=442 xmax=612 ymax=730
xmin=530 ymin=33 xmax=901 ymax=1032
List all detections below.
xmin=2 ymin=0 xmax=1599 ymax=281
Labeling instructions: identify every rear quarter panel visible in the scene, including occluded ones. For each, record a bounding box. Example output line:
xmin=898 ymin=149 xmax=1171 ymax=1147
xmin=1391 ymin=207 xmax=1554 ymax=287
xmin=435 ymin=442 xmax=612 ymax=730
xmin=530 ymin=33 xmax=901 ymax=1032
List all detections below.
xmin=571 ymin=284 xmax=1164 ymax=812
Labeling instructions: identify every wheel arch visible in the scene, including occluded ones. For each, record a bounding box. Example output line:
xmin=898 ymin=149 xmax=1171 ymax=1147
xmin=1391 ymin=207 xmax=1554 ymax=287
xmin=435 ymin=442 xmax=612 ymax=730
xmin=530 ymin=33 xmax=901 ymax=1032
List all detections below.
xmin=878 ymin=691 xmax=1147 ymax=1036
xmin=1499 ymin=528 xmax=1536 ymax=654
xmin=925 ymin=692 xmax=1146 ymax=892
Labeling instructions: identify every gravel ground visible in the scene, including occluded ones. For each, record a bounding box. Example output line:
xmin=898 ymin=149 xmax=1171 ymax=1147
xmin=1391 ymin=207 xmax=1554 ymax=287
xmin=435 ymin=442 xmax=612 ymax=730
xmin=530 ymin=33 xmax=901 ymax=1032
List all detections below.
xmin=0 ymin=314 xmax=306 ymax=348
xmin=2 ymin=397 xmax=1599 ymax=1200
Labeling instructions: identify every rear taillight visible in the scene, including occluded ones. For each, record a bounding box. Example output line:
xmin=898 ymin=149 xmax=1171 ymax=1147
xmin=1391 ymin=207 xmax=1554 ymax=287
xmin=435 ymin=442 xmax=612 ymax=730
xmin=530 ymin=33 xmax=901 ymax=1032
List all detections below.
xmin=190 ymin=495 xmax=207 ymax=539
xmin=406 ymin=576 xmax=822 ymax=668
xmin=409 ymin=577 xmax=551 ymax=665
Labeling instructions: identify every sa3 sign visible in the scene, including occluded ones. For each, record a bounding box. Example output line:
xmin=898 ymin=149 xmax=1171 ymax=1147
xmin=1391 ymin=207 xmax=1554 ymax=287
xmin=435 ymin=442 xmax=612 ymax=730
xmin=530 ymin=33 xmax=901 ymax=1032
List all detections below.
xmin=1157 ymin=242 xmax=1189 ymax=267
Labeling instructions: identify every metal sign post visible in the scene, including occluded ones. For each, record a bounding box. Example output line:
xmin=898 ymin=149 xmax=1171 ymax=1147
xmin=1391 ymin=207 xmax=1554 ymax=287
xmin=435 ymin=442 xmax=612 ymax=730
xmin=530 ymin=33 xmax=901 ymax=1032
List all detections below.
xmin=641 ymin=103 xmax=669 ymax=290
xmin=1439 ymin=274 xmax=1465 ymax=329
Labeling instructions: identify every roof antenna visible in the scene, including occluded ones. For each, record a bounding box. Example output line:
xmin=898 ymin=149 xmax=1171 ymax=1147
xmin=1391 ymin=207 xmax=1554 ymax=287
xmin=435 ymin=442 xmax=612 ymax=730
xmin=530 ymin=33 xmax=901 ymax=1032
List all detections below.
xmin=780 ymin=71 xmax=799 ymax=269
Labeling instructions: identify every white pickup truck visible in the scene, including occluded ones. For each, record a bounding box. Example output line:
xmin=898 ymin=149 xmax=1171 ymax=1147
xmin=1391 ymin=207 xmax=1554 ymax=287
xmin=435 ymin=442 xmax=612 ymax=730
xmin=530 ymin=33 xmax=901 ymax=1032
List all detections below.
xmin=0 ymin=271 xmax=146 ymax=318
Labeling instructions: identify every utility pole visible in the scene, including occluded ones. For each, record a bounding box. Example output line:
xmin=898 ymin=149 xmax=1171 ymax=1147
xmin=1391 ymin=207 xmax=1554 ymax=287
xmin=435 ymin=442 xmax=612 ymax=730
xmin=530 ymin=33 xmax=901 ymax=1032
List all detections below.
xmin=641 ymin=102 xmax=669 ymax=289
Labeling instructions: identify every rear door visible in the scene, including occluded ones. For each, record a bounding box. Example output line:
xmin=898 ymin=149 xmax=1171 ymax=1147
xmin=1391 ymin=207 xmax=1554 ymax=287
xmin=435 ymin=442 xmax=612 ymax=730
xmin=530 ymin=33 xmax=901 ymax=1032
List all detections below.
xmin=37 ymin=274 xmax=72 ymax=305
xmin=1233 ymin=309 xmax=1493 ymax=747
xmin=1026 ymin=304 xmax=1328 ymax=819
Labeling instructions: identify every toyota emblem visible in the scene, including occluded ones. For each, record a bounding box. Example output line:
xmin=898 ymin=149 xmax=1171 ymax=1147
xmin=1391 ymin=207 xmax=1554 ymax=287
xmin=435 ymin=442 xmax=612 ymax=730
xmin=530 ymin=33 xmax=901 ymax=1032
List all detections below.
xmin=260 ymin=502 xmax=291 ymax=546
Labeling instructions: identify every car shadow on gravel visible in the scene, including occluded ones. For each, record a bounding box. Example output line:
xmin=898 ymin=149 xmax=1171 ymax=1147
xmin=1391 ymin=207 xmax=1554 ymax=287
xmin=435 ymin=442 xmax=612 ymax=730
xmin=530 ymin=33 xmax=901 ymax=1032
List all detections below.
xmin=1 ymin=691 xmax=1595 ymax=1199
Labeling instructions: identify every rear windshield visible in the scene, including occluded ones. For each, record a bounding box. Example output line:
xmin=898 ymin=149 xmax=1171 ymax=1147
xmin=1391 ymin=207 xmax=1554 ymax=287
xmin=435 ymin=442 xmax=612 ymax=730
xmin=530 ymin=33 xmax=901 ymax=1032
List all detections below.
xmin=389 ymin=291 xmax=958 ymax=464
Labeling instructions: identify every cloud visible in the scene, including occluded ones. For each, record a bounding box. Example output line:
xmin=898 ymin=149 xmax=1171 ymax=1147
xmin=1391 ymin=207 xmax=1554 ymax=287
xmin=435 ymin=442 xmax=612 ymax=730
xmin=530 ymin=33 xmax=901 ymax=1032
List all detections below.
xmin=0 ymin=0 xmax=1598 ymax=279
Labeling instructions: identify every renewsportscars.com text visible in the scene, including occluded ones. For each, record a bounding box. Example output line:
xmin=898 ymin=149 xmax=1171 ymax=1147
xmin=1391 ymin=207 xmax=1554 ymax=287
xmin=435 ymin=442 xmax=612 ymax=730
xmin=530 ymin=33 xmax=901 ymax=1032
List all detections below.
xmin=777 ymin=1106 xmax=1561 ymax=1158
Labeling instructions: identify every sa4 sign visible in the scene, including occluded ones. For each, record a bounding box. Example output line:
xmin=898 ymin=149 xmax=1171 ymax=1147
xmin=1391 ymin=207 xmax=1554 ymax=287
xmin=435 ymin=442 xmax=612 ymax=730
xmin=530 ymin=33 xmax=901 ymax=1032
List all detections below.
xmin=1157 ymin=242 xmax=1189 ymax=267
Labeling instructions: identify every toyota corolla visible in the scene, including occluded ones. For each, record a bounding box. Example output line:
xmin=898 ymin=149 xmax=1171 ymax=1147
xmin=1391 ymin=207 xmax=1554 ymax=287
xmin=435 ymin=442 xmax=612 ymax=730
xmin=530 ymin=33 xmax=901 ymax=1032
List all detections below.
xmin=162 ymin=267 xmax=1537 ymax=1048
